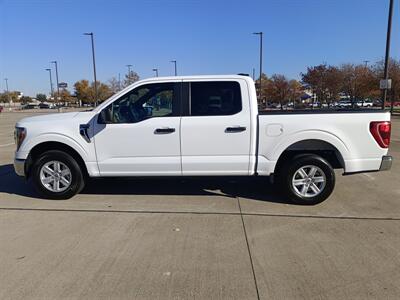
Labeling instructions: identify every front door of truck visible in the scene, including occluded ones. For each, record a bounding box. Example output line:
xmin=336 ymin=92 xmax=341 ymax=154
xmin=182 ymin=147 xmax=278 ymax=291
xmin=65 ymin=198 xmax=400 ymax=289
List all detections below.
xmin=180 ymin=80 xmax=252 ymax=175
xmin=93 ymin=82 xmax=182 ymax=176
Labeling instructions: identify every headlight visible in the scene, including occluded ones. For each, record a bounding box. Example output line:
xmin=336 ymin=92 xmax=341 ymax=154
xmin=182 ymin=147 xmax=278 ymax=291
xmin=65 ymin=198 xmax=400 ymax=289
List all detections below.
xmin=14 ymin=127 xmax=26 ymax=151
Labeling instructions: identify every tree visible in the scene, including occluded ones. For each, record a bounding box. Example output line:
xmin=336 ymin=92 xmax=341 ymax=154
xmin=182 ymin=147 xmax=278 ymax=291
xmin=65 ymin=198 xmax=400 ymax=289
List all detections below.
xmin=108 ymin=77 xmax=121 ymax=94
xmin=301 ymin=64 xmax=343 ymax=107
xmin=265 ymin=74 xmax=290 ymax=109
xmin=287 ymin=80 xmax=303 ymax=108
xmin=60 ymin=89 xmax=74 ymax=104
xmin=96 ymin=81 xmax=113 ymax=102
xmin=0 ymin=91 xmax=20 ymax=103
xmin=255 ymin=73 xmax=270 ymax=105
xmin=340 ymin=64 xmax=378 ymax=106
xmin=373 ymin=58 xmax=400 ymax=103
xmin=74 ymin=79 xmax=113 ymax=104
xmin=20 ymin=96 xmax=32 ymax=105
xmin=325 ymin=66 xmax=343 ymax=106
xmin=36 ymin=93 xmax=47 ymax=102
xmin=123 ymin=70 xmax=140 ymax=87
xmin=74 ymin=80 xmax=93 ymax=104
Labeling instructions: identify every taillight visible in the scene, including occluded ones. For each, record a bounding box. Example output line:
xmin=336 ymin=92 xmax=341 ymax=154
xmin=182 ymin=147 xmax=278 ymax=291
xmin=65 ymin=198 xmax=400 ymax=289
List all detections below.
xmin=370 ymin=121 xmax=391 ymax=148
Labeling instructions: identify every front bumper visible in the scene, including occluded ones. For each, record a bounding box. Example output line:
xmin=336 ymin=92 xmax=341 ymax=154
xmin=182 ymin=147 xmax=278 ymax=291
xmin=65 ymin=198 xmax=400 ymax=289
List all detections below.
xmin=14 ymin=159 xmax=25 ymax=177
xmin=379 ymin=155 xmax=393 ymax=171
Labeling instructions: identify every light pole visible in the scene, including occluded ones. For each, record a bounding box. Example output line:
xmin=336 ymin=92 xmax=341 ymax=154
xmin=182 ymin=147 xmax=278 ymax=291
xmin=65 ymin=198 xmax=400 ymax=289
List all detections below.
xmin=170 ymin=60 xmax=177 ymax=76
xmin=363 ymin=60 xmax=370 ymax=67
xmin=4 ymin=78 xmax=10 ymax=104
xmin=253 ymin=32 xmax=263 ymax=104
xmin=152 ymin=68 xmax=159 ymax=77
xmin=84 ymin=32 xmax=98 ymax=107
xmin=45 ymin=68 xmax=54 ymax=99
xmin=382 ymin=0 xmax=394 ymax=111
xmin=126 ymin=64 xmax=132 ymax=84
xmin=51 ymin=61 xmax=60 ymax=105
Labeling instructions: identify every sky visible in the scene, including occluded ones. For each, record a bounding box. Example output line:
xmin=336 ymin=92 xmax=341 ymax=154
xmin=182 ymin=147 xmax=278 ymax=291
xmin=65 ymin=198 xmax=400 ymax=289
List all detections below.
xmin=1 ymin=0 xmax=400 ymax=96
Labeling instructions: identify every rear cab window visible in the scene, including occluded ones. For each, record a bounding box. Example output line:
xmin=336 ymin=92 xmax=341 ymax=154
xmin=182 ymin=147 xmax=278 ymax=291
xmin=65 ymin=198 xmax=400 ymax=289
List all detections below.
xmin=189 ymin=81 xmax=242 ymax=116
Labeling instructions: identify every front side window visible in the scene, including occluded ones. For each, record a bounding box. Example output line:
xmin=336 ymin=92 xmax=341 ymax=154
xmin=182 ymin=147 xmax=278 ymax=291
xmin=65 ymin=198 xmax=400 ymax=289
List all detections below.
xmin=190 ymin=81 xmax=242 ymax=116
xmin=101 ymin=83 xmax=178 ymax=124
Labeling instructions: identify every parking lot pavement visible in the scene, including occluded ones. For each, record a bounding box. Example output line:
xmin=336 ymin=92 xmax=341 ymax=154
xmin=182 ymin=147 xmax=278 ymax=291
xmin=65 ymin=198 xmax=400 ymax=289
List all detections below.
xmin=0 ymin=211 xmax=257 ymax=299
xmin=0 ymin=111 xmax=399 ymax=299
xmin=244 ymin=216 xmax=400 ymax=299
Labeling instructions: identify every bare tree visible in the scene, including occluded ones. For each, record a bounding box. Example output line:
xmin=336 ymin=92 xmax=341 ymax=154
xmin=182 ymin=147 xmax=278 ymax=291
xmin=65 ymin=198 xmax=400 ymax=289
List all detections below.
xmin=123 ymin=70 xmax=140 ymax=87
xmin=108 ymin=77 xmax=121 ymax=94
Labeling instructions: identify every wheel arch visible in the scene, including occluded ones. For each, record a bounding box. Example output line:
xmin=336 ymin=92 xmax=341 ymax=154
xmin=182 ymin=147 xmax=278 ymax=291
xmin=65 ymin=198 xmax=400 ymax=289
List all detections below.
xmin=273 ymin=139 xmax=346 ymax=175
xmin=25 ymin=141 xmax=89 ymax=178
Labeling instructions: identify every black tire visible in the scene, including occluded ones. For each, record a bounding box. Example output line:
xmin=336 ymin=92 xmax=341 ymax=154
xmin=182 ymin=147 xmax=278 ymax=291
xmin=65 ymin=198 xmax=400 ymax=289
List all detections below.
xmin=277 ymin=154 xmax=335 ymax=205
xmin=31 ymin=150 xmax=85 ymax=199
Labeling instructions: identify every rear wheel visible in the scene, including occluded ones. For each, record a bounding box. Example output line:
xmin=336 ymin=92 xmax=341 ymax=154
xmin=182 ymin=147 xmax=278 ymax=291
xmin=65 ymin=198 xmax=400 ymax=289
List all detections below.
xmin=277 ymin=154 xmax=335 ymax=205
xmin=31 ymin=150 xmax=85 ymax=199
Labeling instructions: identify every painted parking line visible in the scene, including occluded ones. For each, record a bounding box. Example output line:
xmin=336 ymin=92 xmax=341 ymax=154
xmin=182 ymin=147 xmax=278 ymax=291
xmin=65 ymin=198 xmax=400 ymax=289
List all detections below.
xmin=362 ymin=173 xmax=376 ymax=180
xmin=0 ymin=142 xmax=14 ymax=148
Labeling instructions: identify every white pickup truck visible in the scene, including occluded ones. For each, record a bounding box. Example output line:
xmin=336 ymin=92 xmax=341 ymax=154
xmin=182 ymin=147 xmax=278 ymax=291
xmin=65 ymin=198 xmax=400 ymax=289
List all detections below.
xmin=14 ymin=75 xmax=392 ymax=204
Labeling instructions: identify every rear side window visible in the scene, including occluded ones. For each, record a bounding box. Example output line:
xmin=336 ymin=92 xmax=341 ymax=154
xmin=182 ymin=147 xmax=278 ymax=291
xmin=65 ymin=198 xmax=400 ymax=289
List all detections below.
xmin=190 ymin=81 xmax=242 ymax=116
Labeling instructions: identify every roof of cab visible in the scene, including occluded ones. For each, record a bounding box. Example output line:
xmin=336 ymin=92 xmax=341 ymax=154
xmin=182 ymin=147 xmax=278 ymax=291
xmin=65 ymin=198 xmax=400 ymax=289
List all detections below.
xmin=139 ymin=74 xmax=253 ymax=82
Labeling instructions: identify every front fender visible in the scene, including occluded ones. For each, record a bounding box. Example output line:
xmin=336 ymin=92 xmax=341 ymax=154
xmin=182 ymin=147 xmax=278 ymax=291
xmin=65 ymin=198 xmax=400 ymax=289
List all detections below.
xmin=16 ymin=133 xmax=89 ymax=161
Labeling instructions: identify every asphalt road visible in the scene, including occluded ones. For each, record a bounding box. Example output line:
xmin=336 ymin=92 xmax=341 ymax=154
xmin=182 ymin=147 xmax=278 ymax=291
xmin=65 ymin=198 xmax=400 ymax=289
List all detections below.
xmin=0 ymin=111 xmax=399 ymax=299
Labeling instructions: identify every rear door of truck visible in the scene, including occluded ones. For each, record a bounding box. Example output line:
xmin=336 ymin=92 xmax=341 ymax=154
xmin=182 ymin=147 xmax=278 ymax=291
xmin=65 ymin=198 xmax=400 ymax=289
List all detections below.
xmin=180 ymin=78 xmax=252 ymax=175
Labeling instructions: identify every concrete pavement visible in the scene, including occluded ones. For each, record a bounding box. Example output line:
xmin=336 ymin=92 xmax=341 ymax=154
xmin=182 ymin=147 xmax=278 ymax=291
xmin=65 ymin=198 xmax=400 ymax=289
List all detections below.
xmin=0 ymin=111 xmax=399 ymax=299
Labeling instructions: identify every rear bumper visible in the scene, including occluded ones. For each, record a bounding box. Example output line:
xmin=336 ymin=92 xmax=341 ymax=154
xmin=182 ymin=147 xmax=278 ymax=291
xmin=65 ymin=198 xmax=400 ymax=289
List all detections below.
xmin=343 ymin=155 xmax=392 ymax=175
xmin=379 ymin=155 xmax=392 ymax=171
xmin=14 ymin=159 xmax=25 ymax=177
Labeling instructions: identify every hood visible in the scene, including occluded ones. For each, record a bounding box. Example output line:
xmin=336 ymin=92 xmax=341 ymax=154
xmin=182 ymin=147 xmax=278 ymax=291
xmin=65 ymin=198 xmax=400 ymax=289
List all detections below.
xmin=16 ymin=111 xmax=96 ymax=127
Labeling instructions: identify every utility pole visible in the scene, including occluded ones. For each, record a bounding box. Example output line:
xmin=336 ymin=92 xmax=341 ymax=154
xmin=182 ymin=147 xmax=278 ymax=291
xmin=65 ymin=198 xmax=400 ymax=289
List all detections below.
xmin=84 ymin=32 xmax=98 ymax=107
xmin=51 ymin=61 xmax=60 ymax=106
xmin=126 ymin=64 xmax=132 ymax=84
xmin=170 ymin=60 xmax=177 ymax=76
xmin=363 ymin=60 xmax=370 ymax=67
xmin=152 ymin=68 xmax=159 ymax=77
xmin=382 ymin=0 xmax=394 ymax=111
xmin=253 ymin=32 xmax=263 ymax=104
xmin=45 ymin=68 xmax=54 ymax=99
xmin=252 ymin=68 xmax=255 ymax=80
xmin=118 ymin=73 xmax=121 ymax=91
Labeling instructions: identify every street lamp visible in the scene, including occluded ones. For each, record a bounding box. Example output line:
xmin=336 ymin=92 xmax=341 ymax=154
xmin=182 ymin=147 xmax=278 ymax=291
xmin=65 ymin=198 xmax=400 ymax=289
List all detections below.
xmin=4 ymin=78 xmax=10 ymax=104
xmin=45 ymin=68 xmax=54 ymax=99
xmin=253 ymin=32 xmax=263 ymax=104
xmin=170 ymin=60 xmax=177 ymax=76
xmin=84 ymin=32 xmax=98 ymax=107
xmin=382 ymin=0 xmax=394 ymax=112
xmin=126 ymin=64 xmax=132 ymax=84
xmin=152 ymin=68 xmax=159 ymax=77
xmin=51 ymin=61 xmax=60 ymax=105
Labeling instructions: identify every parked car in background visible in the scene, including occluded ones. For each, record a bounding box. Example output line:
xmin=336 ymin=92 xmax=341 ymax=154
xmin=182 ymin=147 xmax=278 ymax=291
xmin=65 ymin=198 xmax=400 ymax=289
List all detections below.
xmin=356 ymin=100 xmax=374 ymax=108
xmin=337 ymin=100 xmax=353 ymax=108
xmin=21 ymin=104 xmax=36 ymax=110
xmin=39 ymin=103 xmax=50 ymax=109
xmin=13 ymin=75 xmax=392 ymax=205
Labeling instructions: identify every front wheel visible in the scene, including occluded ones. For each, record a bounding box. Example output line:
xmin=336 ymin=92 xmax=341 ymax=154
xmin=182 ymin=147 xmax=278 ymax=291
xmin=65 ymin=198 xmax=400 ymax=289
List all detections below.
xmin=31 ymin=150 xmax=85 ymax=199
xmin=277 ymin=154 xmax=335 ymax=205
